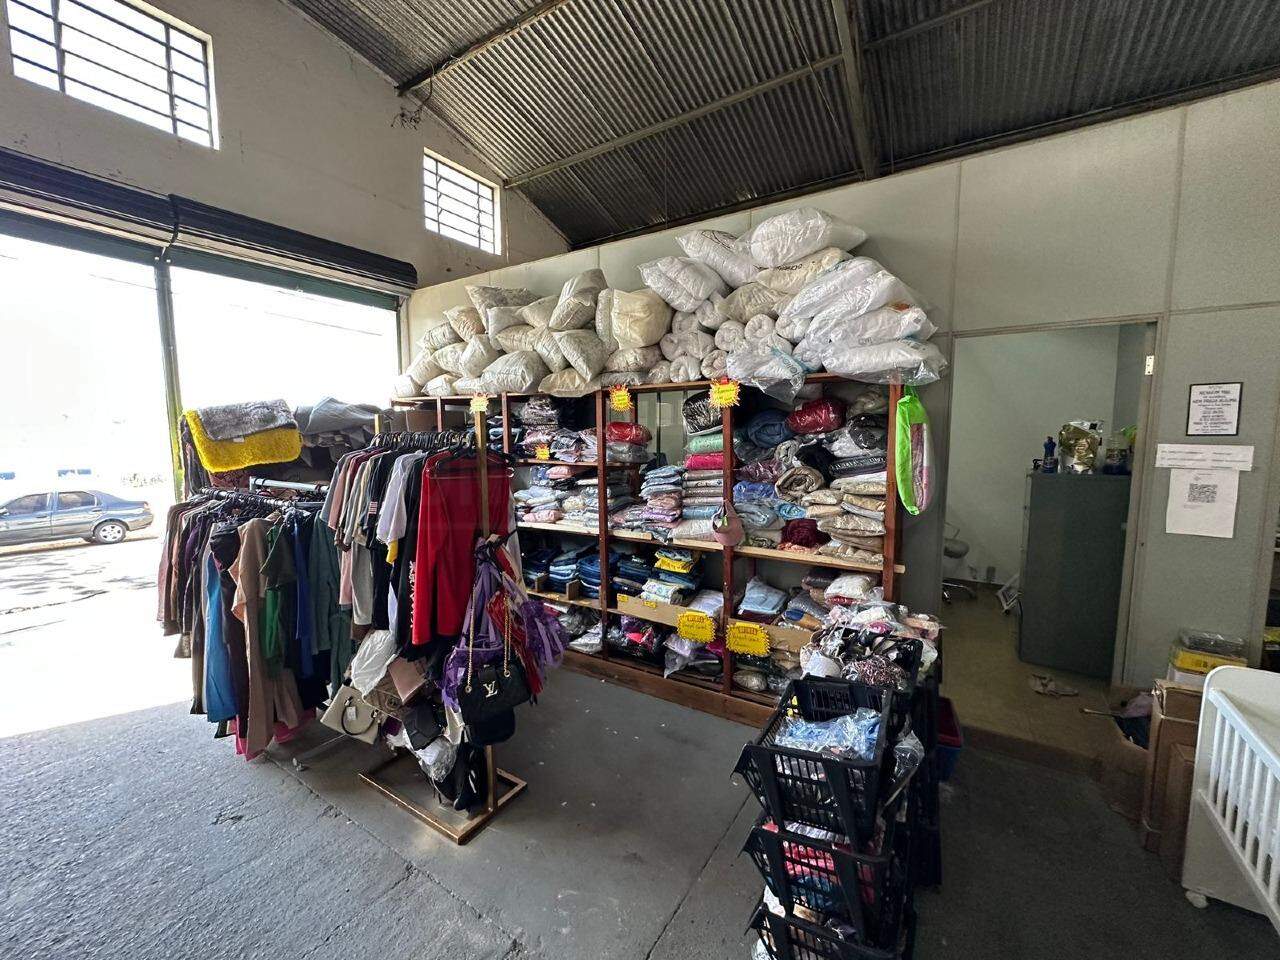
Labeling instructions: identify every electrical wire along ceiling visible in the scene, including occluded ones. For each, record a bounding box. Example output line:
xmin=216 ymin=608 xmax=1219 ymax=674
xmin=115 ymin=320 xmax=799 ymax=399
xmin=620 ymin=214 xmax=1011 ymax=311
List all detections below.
xmin=287 ymin=0 xmax=1280 ymax=247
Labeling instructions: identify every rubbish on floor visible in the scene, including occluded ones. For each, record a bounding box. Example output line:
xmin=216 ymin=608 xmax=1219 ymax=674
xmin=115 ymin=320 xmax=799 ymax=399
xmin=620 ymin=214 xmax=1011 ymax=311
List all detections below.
xmin=1028 ymin=674 xmax=1078 ymax=697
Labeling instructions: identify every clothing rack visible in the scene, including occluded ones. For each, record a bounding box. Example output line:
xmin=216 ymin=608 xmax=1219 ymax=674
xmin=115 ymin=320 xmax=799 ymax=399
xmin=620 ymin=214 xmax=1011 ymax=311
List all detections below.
xmin=248 ymin=477 xmax=330 ymax=495
xmin=359 ymin=407 xmax=528 ymax=845
xmin=197 ymin=486 xmax=322 ymax=512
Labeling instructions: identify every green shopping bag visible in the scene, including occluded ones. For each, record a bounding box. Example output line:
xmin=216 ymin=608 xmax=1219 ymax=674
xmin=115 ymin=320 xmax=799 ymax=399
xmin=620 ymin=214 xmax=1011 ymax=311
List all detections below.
xmin=895 ymin=386 xmax=934 ymax=515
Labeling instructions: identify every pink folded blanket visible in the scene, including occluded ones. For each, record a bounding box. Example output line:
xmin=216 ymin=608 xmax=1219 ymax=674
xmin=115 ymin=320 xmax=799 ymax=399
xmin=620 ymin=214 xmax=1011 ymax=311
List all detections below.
xmin=684 ymin=452 xmax=725 ymax=471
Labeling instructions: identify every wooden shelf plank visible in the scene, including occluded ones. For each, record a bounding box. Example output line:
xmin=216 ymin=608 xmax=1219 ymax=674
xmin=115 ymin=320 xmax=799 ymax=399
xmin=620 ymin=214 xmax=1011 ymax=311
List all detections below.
xmin=517 ymin=521 xmax=597 ymax=535
xmin=528 ymin=589 xmax=600 ymax=611
xmin=734 ymin=544 xmax=898 ymax=574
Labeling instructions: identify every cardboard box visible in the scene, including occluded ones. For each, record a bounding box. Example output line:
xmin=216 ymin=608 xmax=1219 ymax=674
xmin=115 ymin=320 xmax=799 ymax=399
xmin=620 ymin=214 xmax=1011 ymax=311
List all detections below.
xmin=727 ymin=618 xmax=814 ymax=654
xmin=1098 ymin=719 xmax=1147 ymax=821
xmin=1159 ymin=742 xmax=1197 ymax=881
xmin=616 ymin=592 xmax=688 ymax=627
xmin=1139 ymin=679 xmax=1202 ymax=852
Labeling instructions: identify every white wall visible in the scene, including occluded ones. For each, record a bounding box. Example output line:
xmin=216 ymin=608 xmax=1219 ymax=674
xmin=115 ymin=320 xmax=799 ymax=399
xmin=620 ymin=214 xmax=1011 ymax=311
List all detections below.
xmin=945 ymin=326 xmax=1122 ymax=585
xmin=0 ymin=0 xmax=568 ymax=285
xmin=410 ymin=78 xmax=1280 ymax=688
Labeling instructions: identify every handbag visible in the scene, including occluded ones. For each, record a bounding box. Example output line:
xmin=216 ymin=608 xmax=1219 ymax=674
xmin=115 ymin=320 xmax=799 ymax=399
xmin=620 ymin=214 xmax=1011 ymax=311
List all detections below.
xmin=387 ymin=656 xmax=429 ymax=703
xmin=457 ymin=589 xmax=531 ymax=725
xmin=363 ymin=674 xmax=409 ymax=721
xmin=711 ymin=500 xmax=745 ymax=547
xmin=320 ymin=684 xmax=382 ymax=744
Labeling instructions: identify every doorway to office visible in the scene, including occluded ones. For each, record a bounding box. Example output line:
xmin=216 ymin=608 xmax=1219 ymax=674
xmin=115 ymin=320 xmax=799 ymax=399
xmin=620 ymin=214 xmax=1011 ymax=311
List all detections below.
xmin=940 ymin=321 xmax=1156 ymax=772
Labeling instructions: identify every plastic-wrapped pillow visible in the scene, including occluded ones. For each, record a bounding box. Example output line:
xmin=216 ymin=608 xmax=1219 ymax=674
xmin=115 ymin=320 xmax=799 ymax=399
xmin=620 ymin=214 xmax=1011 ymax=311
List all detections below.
xmin=531 ymin=327 xmax=568 ymax=372
xmin=727 ymin=343 xmax=808 ymax=403
xmin=481 ymin=351 xmax=549 ymax=394
xmin=676 ymin=329 xmax=715 ymax=359
xmin=821 ymin=339 xmax=948 ymax=385
xmin=549 ymin=292 xmax=597 ymax=331
xmin=638 ymin=256 xmax=729 ymax=312
xmin=444 ymin=305 xmax=485 ymax=340
xmin=611 ymin=288 xmax=672 ymax=348
xmin=595 ymin=288 xmax=617 ymax=352
xmin=676 ymin=228 xmax=757 ymax=287
xmin=459 ymin=338 xmax=500 ymax=377
xmin=744 ymin=314 xmax=776 ymax=341
xmin=647 ymin=360 xmax=672 ymax=384
xmin=466 ymin=285 xmax=538 ymax=313
xmin=539 ymin=368 xmax=600 ymax=397
xmin=600 ymin=371 xmax=646 ymax=388
xmin=425 ymin=374 xmax=457 ymax=397
xmin=700 ymin=349 xmax=727 ymax=379
xmin=669 ymin=356 xmax=702 ymax=383
xmin=716 ymin=282 xmax=784 ymax=325
xmin=741 ymin=207 xmax=867 ymax=268
xmin=671 ymin=311 xmax=703 ymax=336
xmin=392 ymin=374 xmax=419 ymax=398
xmin=806 ymin=302 xmax=936 ymax=354
xmin=420 ymin=318 xmax=462 ymax=351
xmin=555 ymin=329 xmax=608 ymax=379
xmin=780 ymin=257 xmax=892 ymax=323
xmin=485 ymin=305 xmax=525 ymax=336
xmin=792 ymin=337 xmax=826 ymax=373
xmin=452 ymin=376 xmax=486 ymax=395
xmin=775 ymin=314 xmax=812 ymax=344
xmin=786 ymin=398 xmax=846 ymax=435
xmin=755 ymin=246 xmax=850 ymax=294
xmin=714 ymin=320 xmax=746 ymax=352
xmin=606 ymin=345 xmax=661 ymax=372
xmin=519 ymin=295 xmax=558 ymax=327
xmin=406 ymin=348 xmax=442 ymax=387
xmin=495 ymin=324 xmax=538 ymax=353
xmin=433 ymin=342 xmax=467 ymax=375
xmin=659 ymin=333 xmax=684 ymax=361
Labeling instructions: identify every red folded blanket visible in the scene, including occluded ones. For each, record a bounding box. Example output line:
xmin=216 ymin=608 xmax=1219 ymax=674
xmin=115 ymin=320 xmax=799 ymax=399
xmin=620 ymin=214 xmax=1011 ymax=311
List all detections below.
xmin=684 ymin=452 xmax=725 ymax=470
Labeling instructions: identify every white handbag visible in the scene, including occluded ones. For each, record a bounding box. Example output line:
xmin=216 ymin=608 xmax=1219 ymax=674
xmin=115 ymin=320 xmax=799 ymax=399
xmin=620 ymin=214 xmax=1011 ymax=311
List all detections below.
xmin=320 ymin=684 xmax=382 ymax=744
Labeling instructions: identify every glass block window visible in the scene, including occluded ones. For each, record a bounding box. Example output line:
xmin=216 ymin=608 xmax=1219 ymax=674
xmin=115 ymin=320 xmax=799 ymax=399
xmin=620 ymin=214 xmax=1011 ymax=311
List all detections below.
xmin=6 ymin=0 xmax=216 ymax=146
xmin=423 ymin=150 xmax=498 ymax=254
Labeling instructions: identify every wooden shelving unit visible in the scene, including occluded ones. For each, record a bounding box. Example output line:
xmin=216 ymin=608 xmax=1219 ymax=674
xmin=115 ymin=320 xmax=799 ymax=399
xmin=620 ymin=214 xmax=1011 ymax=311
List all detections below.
xmin=394 ymin=376 xmax=905 ymax=724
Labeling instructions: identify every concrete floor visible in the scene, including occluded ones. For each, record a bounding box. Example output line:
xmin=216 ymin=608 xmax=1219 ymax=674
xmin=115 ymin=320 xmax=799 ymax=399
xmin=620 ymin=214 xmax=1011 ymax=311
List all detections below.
xmin=2 ymin=668 xmax=1276 ymax=960
xmin=941 ymin=585 xmax=1116 ymax=774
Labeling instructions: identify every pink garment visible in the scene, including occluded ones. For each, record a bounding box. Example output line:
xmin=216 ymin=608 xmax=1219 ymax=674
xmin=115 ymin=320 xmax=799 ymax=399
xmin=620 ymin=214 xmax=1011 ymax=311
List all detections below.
xmin=684 ymin=452 xmax=725 ymax=470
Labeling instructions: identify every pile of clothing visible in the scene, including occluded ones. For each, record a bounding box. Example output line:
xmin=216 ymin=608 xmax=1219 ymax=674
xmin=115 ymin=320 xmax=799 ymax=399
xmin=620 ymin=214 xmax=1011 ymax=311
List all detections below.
xmin=663 ymin=589 xmax=726 ymax=679
xmin=613 ymin=616 xmax=667 ymax=660
xmin=562 ymin=479 xmax=635 ymax=529
xmin=800 ymin=600 xmax=942 ymax=699
xmin=576 ymin=549 xmax=618 ymax=600
xmin=639 ymin=546 xmax=703 ymax=606
xmin=736 ymin=576 xmax=788 ymax=623
xmin=614 ymin=552 xmax=653 ymax=597
xmin=513 ymin=465 xmax=577 ymax=524
xmin=638 ymin=463 xmax=684 ymax=540
xmin=400 ymin=207 xmax=951 ymax=401
xmin=605 ymin=421 xmax=652 ymax=464
xmin=548 ymin=545 xmax=591 ymax=593
xmin=522 ymin=545 xmax=557 ymax=588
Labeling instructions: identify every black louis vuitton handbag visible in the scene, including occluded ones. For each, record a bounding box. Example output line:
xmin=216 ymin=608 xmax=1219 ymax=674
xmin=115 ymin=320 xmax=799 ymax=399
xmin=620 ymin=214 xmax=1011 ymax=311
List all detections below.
xmin=456 ymin=571 xmax=530 ymax=744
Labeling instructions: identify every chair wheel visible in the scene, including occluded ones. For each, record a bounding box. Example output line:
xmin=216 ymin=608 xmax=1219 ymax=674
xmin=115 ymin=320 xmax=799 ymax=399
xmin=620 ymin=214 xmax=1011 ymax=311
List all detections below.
xmin=1184 ymin=891 xmax=1208 ymax=909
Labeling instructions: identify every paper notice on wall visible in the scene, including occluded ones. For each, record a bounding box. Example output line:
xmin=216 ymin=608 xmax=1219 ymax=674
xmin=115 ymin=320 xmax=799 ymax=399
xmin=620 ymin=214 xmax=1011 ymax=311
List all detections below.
xmin=1165 ymin=468 xmax=1238 ymax=538
xmin=1155 ymin=443 xmax=1253 ymax=471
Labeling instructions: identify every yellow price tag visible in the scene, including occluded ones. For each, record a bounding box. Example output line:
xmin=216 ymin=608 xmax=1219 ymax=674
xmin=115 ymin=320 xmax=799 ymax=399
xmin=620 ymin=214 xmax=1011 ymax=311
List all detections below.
xmin=469 ymin=395 xmax=490 ymax=414
xmin=534 ymin=443 xmax=550 ymax=461
xmin=609 ymin=386 xmax=633 ymax=412
xmin=676 ymin=610 xmax=716 ymax=644
xmin=726 ymin=621 xmax=770 ymax=657
xmin=709 ymin=379 xmax=740 ymax=409
xmin=642 ymin=600 xmax=657 ymax=609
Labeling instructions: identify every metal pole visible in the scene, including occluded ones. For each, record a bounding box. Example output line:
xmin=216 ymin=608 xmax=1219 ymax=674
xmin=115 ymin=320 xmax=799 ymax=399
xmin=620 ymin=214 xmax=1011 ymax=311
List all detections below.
xmin=153 ymin=255 xmax=185 ymax=500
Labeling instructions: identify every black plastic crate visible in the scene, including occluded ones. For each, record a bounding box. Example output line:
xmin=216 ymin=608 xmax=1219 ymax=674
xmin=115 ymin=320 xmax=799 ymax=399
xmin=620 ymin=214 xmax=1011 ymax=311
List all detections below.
xmin=744 ymin=813 xmax=909 ymax=948
xmin=734 ymin=679 xmax=897 ymax=845
xmin=749 ymin=900 xmax=914 ymax=960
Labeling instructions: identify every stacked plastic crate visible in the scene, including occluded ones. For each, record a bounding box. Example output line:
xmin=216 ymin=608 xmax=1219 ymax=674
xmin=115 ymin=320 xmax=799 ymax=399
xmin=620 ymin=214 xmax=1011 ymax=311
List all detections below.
xmin=734 ymin=676 xmax=937 ymax=959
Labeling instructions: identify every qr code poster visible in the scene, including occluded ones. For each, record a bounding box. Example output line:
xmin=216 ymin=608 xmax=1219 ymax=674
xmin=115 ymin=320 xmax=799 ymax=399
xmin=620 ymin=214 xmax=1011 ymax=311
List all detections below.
xmin=1166 ymin=468 xmax=1237 ymax=538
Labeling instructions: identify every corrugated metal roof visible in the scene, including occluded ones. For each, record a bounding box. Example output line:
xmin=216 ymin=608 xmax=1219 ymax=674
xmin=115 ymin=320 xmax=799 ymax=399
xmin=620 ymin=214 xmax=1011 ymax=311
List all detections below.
xmin=284 ymin=0 xmax=1280 ymax=247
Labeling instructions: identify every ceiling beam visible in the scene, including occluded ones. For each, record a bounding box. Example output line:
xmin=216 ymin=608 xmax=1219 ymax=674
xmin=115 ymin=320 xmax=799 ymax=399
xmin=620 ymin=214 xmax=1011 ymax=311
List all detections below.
xmin=863 ymin=0 xmax=998 ymax=51
xmin=506 ymin=54 xmax=843 ymax=188
xmin=397 ymin=0 xmax=578 ymax=95
xmin=830 ymin=0 xmax=878 ymax=178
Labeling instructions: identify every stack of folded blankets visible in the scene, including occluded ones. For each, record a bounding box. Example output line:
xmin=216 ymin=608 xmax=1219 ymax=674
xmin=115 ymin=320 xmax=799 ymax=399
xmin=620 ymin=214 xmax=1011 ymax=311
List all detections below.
xmin=640 ymin=546 xmax=701 ymax=605
xmin=605 ymin=421 xmax=652 ymax=464
xmin=614 ymin=552 xmax=654 ymax=597
xmin=514 ymin=465 xmax=580 ymax=524
xmin=735 ymin=575 xmax=788 ymax=623
xmin=639 ymin=464 xmax=684 ymax=540
xmin=577 ymin=549 xmax=618 ymax=600
xmin=563 ymin=480 xmax=636 ymax=528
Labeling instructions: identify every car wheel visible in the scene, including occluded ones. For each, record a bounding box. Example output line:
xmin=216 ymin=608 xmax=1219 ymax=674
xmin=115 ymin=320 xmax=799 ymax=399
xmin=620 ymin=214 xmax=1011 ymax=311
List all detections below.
xmin=92 ymin=520 xmax=128 ymax=545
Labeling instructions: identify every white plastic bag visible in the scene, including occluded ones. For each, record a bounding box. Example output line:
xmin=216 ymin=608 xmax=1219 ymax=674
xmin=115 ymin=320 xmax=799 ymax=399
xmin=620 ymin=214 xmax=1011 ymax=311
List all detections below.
xmin=415 ymin=736 xmax=457 ymax=782
xmin=774 ymin=314 xmax=813 ymax=344
xmin=715 ymin=282 xmax=784 ymax=325
xmin=539 ymin=368 xmax=600 ymax=397
xmin=432 ymin=342 xmax=467 ymax=375
xmin=647 ymin=360 xmax=672 ymax=384
xmin=638 ymin=256 xmax=728 ymax=312
xmin=425 ymin=373 xmax=457 ymax=397
xmin=676 ymin=329 xmax=715 ymax=359
xmin=599 ymin=371 xmax=646 ymax=387
xmin=611 ymin=288 xmax=672 ymax=348
xmin=531 ymin=326 xmax=568 ymax=372
xmin=714 ymin=320 xmax=746 ymax=352
xmin=805 ymin=302 xmax=936 ymax=354
xmin=677 ymin=228 xmax=757 ymax=287
xmin=555 ymin=329 xmax=608 ymax=379
xmin=779 ymin=257 xmax=891 ymax=322
xmin=741 ymin=207 xmax=867 ymax=268
xmin=485 ymin=304 xmax=526 ymax=336
xmin=669 ymin=356 xmax=702 ymax=383
xmin=481 ymin=351 xmax=549 ymax=394
xmin=549 ymin=270 xmax=606 ymax=330
xmin=466 ymin=285 xmax=538 ymax=313
xmin=659 ymin=333 xmax=684 ymax=361
xmin=606 ymin=345 xmax=662 ymax=372
xmin=519 ymin=294 xmax=558 ymax=327
xmin=595 ymin=288 xmax=618 ymax=352
xmin=458 ymin=337 xmax=499 ymax=377
xmin=809 ymin=272 xmax=921 ymax=330
xmin=452 ymin=376 xmax=486 ymax=395
xmin=406 ymin=348 xmax=443 ymax=387
xmin=392 ymin=374 xmax=419 ymax=398
xmin=754 ymin=246 xmax=850 ymax=294
xmin=671 ymin=311 xmax=703 ymax=335
xmin=420 ymin=319 xmax=462 ymax=351
xmin=495 ymin=324 xmax=538 ymax=353
xmin=349 ymin=629 xmax=397 ymax=695
xmin=820 ymin=338 xmax=948 ymax=385
xmin=445 ymin=304 xmax=485 ymax=340
xmin=726 ymin=342 xmax=808 ymax=403
xmin=700 ymin=349 xmax=727 ymax=379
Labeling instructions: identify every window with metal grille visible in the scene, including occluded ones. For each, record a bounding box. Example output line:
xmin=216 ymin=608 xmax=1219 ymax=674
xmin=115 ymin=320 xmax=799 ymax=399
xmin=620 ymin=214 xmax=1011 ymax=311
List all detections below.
xmin=5 ymin=0 xmax=216 ymax=147
xmin=423 ymin=151 xmax=498 ymax=254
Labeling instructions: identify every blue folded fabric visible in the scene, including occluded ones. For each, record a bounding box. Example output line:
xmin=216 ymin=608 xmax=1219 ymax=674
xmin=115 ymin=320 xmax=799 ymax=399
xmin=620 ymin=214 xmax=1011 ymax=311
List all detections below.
xmin=733 ymin=480 xmax=777 ymax=503
xmin=738 ymin=576 xmax=787 ymax=616
xmin=746 ymin=409 xmax=794 ymax=449
xmin=657 ymin=570 xmax=701 ymax=591
xmin=681 ymin=504 xmax=720 ymax=520
xmin=776 ymin=501 xmax=807 ymax=520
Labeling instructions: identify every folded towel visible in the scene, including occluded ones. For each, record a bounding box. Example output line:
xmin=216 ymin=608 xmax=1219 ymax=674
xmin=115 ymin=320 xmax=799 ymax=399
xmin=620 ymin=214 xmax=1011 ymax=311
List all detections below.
xmin=195 ymin=399 xmax=293 ymax=440
xmin=184 ymin=410 xmax=301 ymax=472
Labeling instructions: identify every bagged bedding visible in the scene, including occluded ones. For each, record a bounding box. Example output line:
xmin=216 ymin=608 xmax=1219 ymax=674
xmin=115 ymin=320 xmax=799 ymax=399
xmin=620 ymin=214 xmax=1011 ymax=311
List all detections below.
xmin=481 ymin=352 xmax=549 ymax=394
xmin=595 ymin=288 xmax=618 ymax=352
xmin=715 ymin=282 xmax=784 ymax=325
xmin=677 ymin=228 xmax=757 ymax=287
xmin=669 ymin=356 xmax=702 ymax=383
xmin=647 ymin=360 xmax=673 ymax=384
xmin=754 ymin=246 xmax=850 ymax=294
xmin=432 ymin=342 xmax=467 ymax=375
xmin=458 ymin=337 xmax=500 ymax=377
xmin=495 ymin=324 xmax=538 ymax=353
xmin=406 ymin=348 xmax=443 ymax=387
xmin=452 ymin=376 xmax=486 ymax=395
xmin=805 ymin=302 xmax=936 ymax=356
xmin=821 ymin=339 xmax=948 ymax=385
xmin=425 ymin=374 xmax=457 ymax=397
xmin=611 ymin=288 xmax=672 ymax=348
xmin=549 ymin=269 xmax=607 ymax=331
xmin=444 ymin=305 xmax=485 ymax=340
xmin=638 ymin=256 xmax=729 ymax=312
xmin=484 ymin=304 xmax=526 ymax=336
xmin=519 ymin=294 xmax=558 ymax=327
xmin=606 ymin=346 xmax=662 ymax=372
xmin=555 ymin=329 xmax=608 ymax=379
xmin=741 ymin=207 xmax=867 ymax=268
xmin=392 ymin=374 xmax=418 ymax=398
xmin=531 ymin=327 xmax=568 ymax=372
xmin=466 ymin=285 xmax=538 ymax=313
xmin=726 ymin=343 xmax=807 ymax=403
xmin=539 ymin=368 xmax=600 ymax=397
xmin=420 ymin=317 xmax=462 ymax=351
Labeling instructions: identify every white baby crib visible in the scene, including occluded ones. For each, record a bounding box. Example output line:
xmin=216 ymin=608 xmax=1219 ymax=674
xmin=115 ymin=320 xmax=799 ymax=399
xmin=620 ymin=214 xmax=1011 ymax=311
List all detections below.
xmin=1182 ymin=665 xmax=1280 ymax=936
